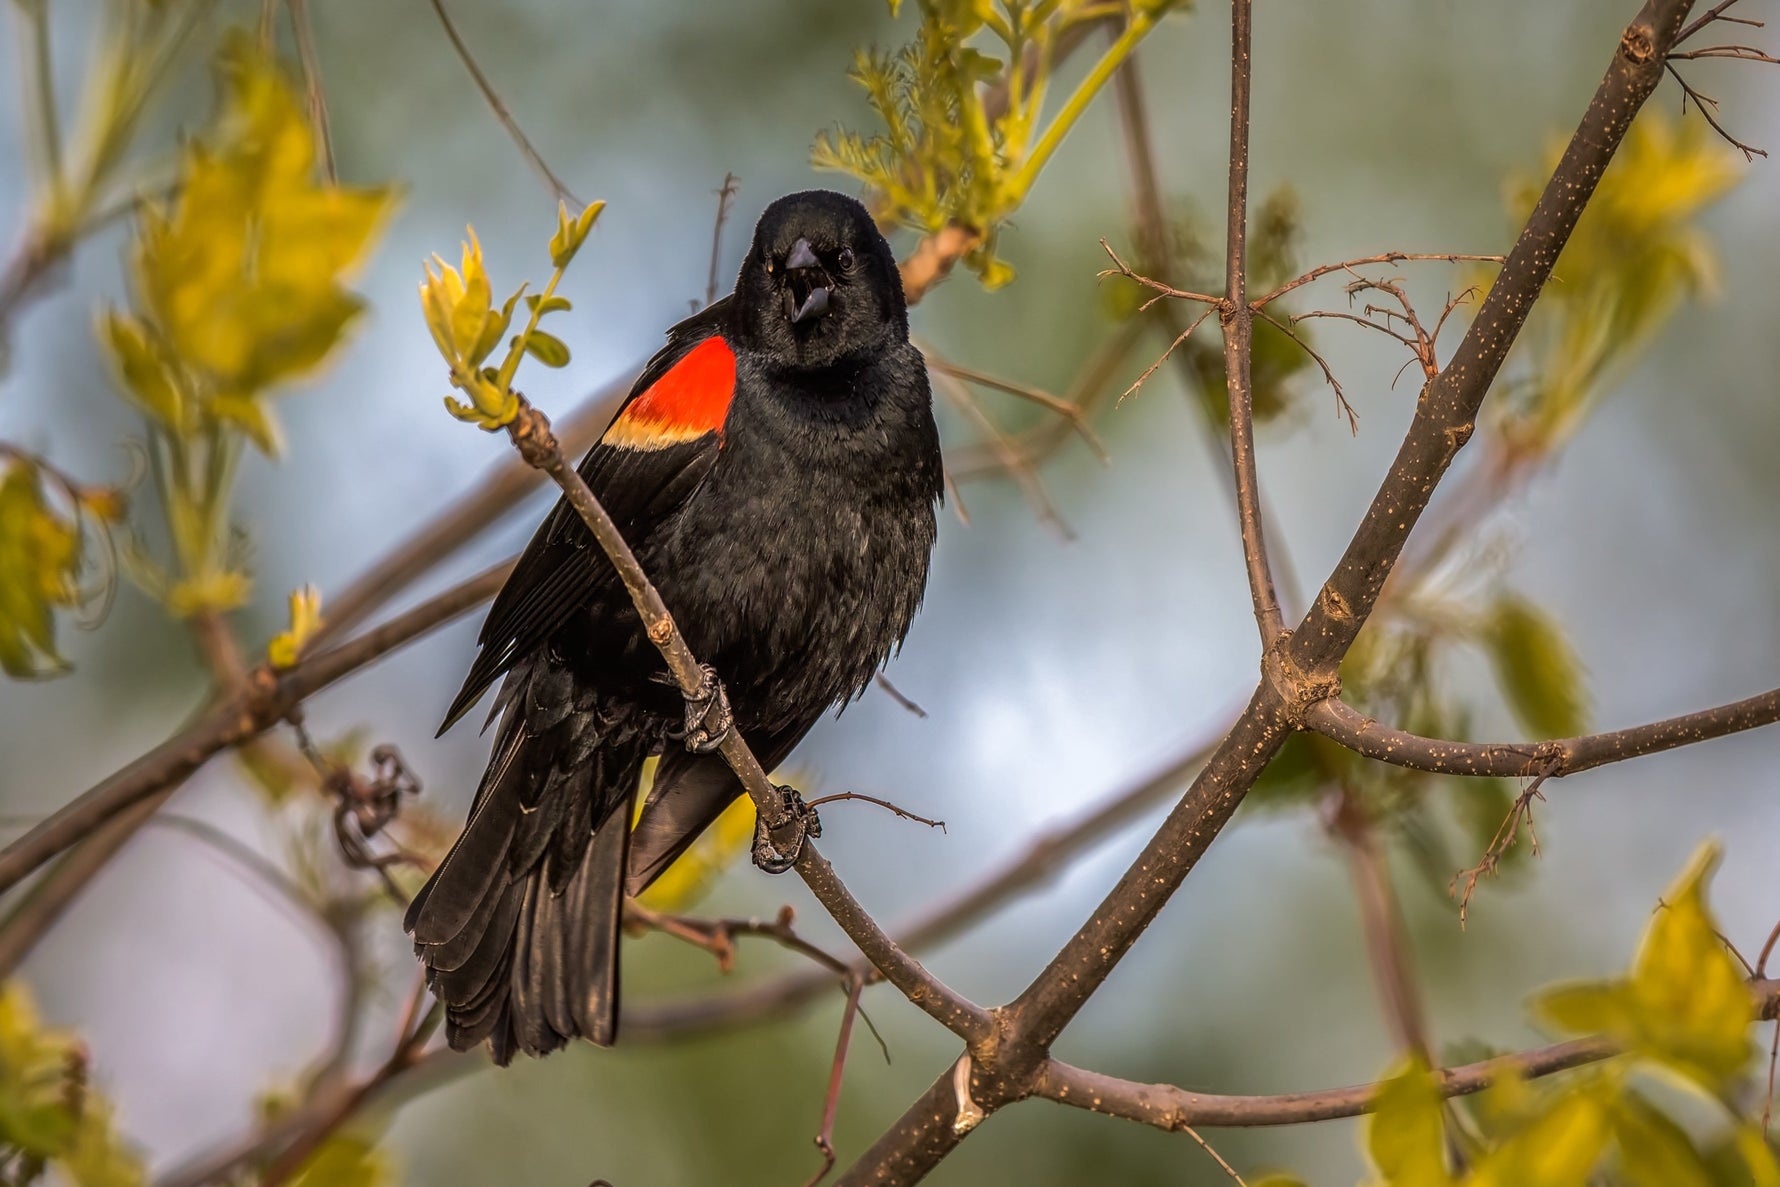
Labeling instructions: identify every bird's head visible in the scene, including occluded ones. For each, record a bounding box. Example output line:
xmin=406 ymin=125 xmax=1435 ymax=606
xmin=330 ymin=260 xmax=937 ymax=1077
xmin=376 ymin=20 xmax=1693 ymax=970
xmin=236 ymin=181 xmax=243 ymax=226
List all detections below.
xmin=733 ymin=190 xmax=907 ymax=371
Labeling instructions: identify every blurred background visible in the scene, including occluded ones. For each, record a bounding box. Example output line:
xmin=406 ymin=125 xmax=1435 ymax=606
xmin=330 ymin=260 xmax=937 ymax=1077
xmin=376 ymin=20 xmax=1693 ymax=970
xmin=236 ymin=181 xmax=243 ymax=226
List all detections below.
xmin=2 ymin=1 xmax=1778 ymax=1183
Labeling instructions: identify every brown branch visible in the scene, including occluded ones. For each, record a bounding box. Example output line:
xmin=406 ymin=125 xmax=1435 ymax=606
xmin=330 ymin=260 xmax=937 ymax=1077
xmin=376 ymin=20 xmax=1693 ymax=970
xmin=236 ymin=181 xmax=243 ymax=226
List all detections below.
xmin=0 ymin=561 xmax=512 ymax=905
xmin=1031 ymin=1041 xmax=1611 ymax=1131
xmin=622 ymin=728 xmax=1220 ymax=1040
xmin=425 ymin=0 xmax=581 ymax=206
xmin=926 ymin=356 xmax=1108 ymax=462
xmin=1038 ymin=975 xmax=1780 ymax=1133
xmin=1304 ymin=683 xmax=1780 ymax=780
xmin=945 ymin=319 xmax=1146 ymax=482
xmin=931 ymin=362 xmax=1072 ymax=538
xmin=498 ymin=399 xmax=990 ymax=1045
xmin=1329 ymin=791 xmax=1433 ymax=1063
xmin=839 ymin=3 xmax=1698 ymax=1180
xmin=706 ymin=172 xmax=739 ymax=308
xmin=1665 ymin=59 xmax=1767 ymax=159
xmin=1248 ymin=252 xmax=1504 ymax=311
xmin=1254 ymin=308 xmax=1357 ymax=432
xmin=1217 ymin=0 xmax=1283 ymax=646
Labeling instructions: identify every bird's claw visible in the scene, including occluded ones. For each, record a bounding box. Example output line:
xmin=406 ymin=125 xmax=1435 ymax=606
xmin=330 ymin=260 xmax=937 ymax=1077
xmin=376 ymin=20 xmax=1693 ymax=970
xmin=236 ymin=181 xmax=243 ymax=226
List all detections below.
xmin=674 ymin=664 xmax=733 ymax=754
xmin=751 ymin=784 xmax=822 ymax=875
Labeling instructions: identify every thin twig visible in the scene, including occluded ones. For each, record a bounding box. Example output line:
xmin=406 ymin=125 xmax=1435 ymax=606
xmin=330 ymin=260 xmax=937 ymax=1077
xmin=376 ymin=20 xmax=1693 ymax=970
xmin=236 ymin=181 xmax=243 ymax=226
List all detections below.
xmin=705 ymin=172 xmax=739 ymax=309
xmin=1216 ymin=0 xmax=1285 ymax=645
xmin=287 ymin=0 xmax=336 ymax=182
xmin=802 ymin=792 xmax=946 ymax=833
xmin=927 ymin=356 xmax=1109 ymax=462
xmin=1249 ymin=252 xmax=1504 ymax=310
xmin=1254 ymin=308 xmax=1357 ymax=432
xmin=425 ymin=0 xmax=582 ymax=205
xmin=1665 ymin=60 xmax=1767 ymax=159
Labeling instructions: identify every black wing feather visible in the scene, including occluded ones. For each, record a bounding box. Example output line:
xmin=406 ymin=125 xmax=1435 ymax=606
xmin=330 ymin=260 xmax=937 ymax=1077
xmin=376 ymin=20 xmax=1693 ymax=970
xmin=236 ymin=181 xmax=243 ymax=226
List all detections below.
xmin=439 ymin=299 xmax=734 ymax=733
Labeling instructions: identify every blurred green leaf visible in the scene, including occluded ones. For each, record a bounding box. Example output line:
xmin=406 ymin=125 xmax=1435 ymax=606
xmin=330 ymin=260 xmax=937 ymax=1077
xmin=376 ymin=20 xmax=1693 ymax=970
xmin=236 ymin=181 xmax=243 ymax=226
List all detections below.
xmin=1703 ymin=1125 xmax=1780 ymax=1187
xmin=0 ymin=459 xmax=83 ymax=679
xmin=1613 ymin=1095 xmax=1714 ymax=1187
xmin=288 ymin=1131 xmax=395 ymax=1187
xmin=1467 ymin=1088 xmax=1610 ymax=1187
xmin=1484 ymin=592 xmax=1587 ymax=739
xmin=1365 ymin=1059 xmax=1454 ymax=1187
xmin=0 ymin=983 xmax=143 ymax=1185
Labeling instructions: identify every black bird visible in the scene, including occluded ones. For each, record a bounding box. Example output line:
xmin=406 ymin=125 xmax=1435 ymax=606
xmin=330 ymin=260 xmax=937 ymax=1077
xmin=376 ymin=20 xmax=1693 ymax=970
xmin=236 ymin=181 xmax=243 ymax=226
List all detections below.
xmin=405 ymin=190 xmax=943 ymax=1064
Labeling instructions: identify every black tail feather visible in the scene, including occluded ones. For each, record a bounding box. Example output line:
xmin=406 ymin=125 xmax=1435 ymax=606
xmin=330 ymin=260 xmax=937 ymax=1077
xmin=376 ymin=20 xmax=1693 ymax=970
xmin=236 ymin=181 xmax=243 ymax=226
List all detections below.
xmin=408 ymin=666 xmax=644 ymax=1064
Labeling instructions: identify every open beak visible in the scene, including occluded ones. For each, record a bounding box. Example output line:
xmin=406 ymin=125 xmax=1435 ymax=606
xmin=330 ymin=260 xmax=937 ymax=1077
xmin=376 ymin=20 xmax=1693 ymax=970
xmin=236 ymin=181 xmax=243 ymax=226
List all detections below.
xmin=783 ymin=237 xmax=832 ymax=324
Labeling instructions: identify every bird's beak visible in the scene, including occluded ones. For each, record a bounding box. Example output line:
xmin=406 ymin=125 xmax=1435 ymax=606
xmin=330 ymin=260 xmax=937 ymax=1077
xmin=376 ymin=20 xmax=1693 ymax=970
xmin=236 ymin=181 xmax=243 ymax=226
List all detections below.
xmin=785 ymin=238 xmax=820 ymax=272
xmin=783 ymin=237 xmax=832 ymax=324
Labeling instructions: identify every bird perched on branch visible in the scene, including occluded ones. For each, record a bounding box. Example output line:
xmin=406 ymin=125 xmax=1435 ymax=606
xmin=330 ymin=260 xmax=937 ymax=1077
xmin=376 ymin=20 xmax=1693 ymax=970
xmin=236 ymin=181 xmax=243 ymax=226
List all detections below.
xmin=405 ymin=190 xmax=943 ymax=1064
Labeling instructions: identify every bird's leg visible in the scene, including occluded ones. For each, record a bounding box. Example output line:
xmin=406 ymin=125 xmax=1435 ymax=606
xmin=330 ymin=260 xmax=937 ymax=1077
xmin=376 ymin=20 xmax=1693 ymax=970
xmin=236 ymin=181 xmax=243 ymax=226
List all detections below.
xmin=668 ymin=663 xmax=733 ymax=753
xmin=751 ymin=784 xmax=823 ymax=874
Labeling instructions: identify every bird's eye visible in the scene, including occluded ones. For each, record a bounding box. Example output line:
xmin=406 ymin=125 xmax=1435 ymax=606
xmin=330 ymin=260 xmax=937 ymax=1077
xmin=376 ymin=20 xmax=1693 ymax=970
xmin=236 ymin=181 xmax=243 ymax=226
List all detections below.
xmin=837 ymin=246 xmax=856 ymax=272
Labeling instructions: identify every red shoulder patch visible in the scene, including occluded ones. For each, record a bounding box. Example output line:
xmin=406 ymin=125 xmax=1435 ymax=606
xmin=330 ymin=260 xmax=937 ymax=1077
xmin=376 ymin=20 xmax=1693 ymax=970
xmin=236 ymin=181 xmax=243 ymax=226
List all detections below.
xmin=603 ymin=336 xmax=736 ymax=450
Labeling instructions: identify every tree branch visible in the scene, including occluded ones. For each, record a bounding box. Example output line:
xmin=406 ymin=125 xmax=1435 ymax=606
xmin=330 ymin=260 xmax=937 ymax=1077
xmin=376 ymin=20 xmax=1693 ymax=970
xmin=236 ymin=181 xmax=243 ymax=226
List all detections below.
xmin=0 ymin=562 xmax=512 ymax=905
xmin=839 ymin=2 xmax=1699 ymax=1179
xmin=1304 ymin=684 xmax=1780 ymax=780
xmin=1035 ymin=976 xmax=1780 ymax=1132
xmin=1216 ymin=0 xmax=1284 ymax=646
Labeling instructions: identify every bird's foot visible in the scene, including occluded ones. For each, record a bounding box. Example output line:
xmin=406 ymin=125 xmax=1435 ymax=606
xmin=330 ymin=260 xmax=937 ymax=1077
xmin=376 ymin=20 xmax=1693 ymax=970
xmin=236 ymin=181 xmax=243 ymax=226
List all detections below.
xmin=672 ymin=664 xmax=733 ymax=754
xmin=752 ymin=784 xmax=822 ymax=874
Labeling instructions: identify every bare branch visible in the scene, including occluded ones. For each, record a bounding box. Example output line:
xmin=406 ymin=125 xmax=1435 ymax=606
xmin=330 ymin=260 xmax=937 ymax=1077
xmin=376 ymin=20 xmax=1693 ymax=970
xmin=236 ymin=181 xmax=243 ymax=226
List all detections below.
xmin=425 ymin=0 xmax=582 ymax=205
xmin=842 ymin=3 xmax=1701 ymax=1178
xmin=926 ymin=356 xmax=1108 ymax=462
xmin=1217 ymin=0 xmax=1284 ymax=646
xmin=705 ymin=172 xmax=740 ymax=308
xmin=1036 ymin=976 xmax=1780 ymax=1133
xmin=0 ymin=562 xmax=512 ymax=905
xmin=1249 ymin=252 xmax=1504 ymax=311
xmin=1254 ymin=308 xmax=1357 ymax=432
xmin=1303 ymin=684 xmax=1780 ymax=780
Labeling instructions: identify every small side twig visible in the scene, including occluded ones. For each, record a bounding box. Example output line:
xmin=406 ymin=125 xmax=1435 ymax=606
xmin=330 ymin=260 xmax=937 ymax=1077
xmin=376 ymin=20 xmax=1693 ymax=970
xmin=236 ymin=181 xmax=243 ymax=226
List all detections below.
xmin=802 ymin=792 xmax=946 ymax=833
xmin=705 ymin=172 xmax=739 ymax=309
xmin=1253 ymin=308 xmax=1356 ymax=432
xmin=425 ymin=0 xmax=582 ymax=204
xmin=1449 ymin=756 xmax=1562 ymax=926
xmin=873 ymin=672 xmax=927 ymax=718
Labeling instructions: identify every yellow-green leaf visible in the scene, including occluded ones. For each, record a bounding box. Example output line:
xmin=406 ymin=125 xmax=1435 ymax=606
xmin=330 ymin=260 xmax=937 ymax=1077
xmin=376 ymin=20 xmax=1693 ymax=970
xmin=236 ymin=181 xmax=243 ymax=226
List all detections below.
xmin=1533 ymin=844 xmax=1753 ymax=1090
xmin=211 ymin=392 xmax=283 ymax=456
xmin=1625 ymin=842 xmax=1754 ymax=1087
xmin=266 ymin=584 xmax=323 ymax=669
xmin=99 ymin=311 xmax=183 ymax=427
xmin=525 ymin=293 xmax=572 ymax=316
xmin=1613 ymin=1095 xmax=1714 ymax=1187
xmin=287 ymin=1131 xmax=394 ymax=1187
xmin=548 ymin=200 xmax=605 ymax=269
xmin=522 ymin=330 xmax=571 ymax=369
xmin=1485 ymin=592 xmax=1588 ymax=739
xmin=1365 ymin=1059 xmax=1454 ymax=1187
xmin=1468 ymin=1090 xmax=1610 ymax=1187
xmin=0 ymin=460 xmax=83 ymax=678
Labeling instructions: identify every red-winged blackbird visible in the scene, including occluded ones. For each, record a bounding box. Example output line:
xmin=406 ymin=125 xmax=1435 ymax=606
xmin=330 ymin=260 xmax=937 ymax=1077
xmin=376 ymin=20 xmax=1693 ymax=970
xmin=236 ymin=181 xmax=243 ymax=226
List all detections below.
xmin=405 ymin=190 xmax=943 ymax=1064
